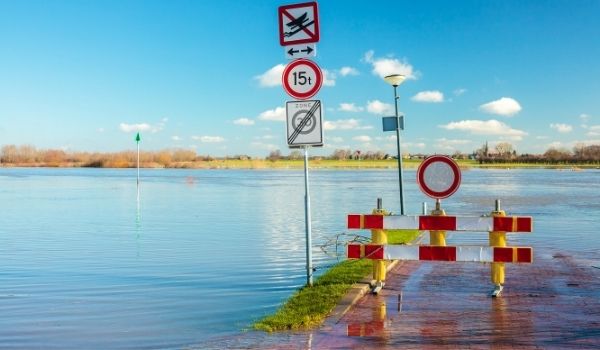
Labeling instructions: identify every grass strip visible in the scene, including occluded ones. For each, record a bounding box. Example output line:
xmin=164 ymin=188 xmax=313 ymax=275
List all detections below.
xmin=253 ymin=229 xmax=420 ymax=332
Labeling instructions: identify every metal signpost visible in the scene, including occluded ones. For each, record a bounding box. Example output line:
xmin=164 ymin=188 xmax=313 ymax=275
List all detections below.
xmin=278 ymin=1 xmax=322 ymax=287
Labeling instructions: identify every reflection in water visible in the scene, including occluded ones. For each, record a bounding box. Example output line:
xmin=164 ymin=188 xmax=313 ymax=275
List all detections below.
xmin=347 ymin=299 xmax=388 ymax=338
xmin=136 ymin=184 xmax=141 ymax=257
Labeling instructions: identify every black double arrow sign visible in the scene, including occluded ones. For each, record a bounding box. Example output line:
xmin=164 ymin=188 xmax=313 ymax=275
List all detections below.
xmin=287 ymin=46 xmax=314 ymax=57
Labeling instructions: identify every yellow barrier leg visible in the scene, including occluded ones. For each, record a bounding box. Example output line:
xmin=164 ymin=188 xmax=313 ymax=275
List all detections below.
xmin=372 ymin=228 xmax=387 ymax=282
xmin=371 ymin=199 xmax=388 ymax=294
xmin=490 ymin=200 xmax=507 ymax=297
xmin=430 ymin=200 xmax=446 ymax=246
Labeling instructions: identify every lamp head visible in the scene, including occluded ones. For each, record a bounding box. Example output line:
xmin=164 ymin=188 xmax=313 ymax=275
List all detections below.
xmin=384 ymin=74 xmax=406 ymax=87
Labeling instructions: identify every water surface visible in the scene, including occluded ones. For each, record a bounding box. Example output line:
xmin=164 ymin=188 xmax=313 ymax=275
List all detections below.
xmin=0 ymin=167 xmax=598 ymax=348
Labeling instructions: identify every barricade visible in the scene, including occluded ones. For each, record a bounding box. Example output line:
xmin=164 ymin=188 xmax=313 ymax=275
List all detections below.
xmin=347 ymin=200 xmax=533 ymax=297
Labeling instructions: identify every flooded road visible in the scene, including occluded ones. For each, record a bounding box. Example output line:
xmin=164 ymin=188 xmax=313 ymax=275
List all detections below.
xmin=205 ymin=247 xmax=600 ymax=349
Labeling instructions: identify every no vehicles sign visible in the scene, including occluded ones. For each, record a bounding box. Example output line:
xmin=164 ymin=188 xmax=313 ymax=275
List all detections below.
xmin=286 ymin=100 xmax=323 ymax=147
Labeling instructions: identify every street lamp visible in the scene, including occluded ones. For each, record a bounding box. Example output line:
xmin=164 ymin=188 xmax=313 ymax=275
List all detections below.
xmin=384 ymin=74 xmax=406 ymax=215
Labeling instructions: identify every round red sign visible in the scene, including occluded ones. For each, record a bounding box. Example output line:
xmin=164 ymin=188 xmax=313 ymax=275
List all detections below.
xmin=282 ymin=59 xmax=323 ymax=100
xmin=417 ymin=155 xmax=461 ymax=199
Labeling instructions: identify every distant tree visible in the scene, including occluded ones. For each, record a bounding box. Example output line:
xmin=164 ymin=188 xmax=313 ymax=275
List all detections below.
xmin=288 ymin=150 xmax=302 ymax=160
xmin=495 ymin=142 xmax=514 ymax=156
xmin=267 ymin=149 xmax=282 ymax=161
xmin=544 ymin=148 xmax=571 ymax=163
xmin=1 ymin=145 xmax=17 ymax=163
xmin=331 ymin=149 xmax=351 ymax=160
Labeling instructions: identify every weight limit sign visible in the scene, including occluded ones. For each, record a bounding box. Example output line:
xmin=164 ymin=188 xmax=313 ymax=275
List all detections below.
xmin=286 ymin=100 xmax=323 ymax=148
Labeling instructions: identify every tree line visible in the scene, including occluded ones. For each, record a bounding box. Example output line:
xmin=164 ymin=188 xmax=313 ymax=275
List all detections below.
xmin=2 ymin=142 xmax=600 ymax=167
xmin=472 ymin=142 xmax=600 ymax=164
xmin=0 ymin=144 xmax=203 ymax=167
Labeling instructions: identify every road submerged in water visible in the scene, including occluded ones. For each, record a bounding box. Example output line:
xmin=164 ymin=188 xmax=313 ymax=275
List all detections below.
xmin=200 ymin=246 xmax=600 ymax=349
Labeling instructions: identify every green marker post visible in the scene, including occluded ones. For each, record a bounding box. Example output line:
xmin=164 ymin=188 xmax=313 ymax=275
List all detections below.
xmin=135 ymin=132 xmax=141 ymax=185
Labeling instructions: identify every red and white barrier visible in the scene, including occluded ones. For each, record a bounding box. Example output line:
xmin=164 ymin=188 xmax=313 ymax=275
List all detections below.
xmin=347 ymin=244 xmax=533 ymax=263
xmin=347 ymin=214 xmax=532 ymax=232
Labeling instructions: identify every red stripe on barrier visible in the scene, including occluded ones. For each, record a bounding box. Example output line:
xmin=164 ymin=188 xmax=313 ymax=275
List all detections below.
xmin=517 ymin=217 xmax=532 ymax=232
xmin=363 ymin=215 xmax=384 ymax=229
xmin=493 ymin=217 xmax=513 ymax=231
xmin=419 ymin=246 xmax=457 ymax=261
xmin=419 ymin=216 xmax=457 ymax=231
xmin=365 ymin=244 xmax=384 ymax=259
xmin=493 ymin=247 xmax=513 ymax=262
xmin=347 ymin=244 xmax=361 ymax=259
xmin=347 ymin=215 xmax=362 ymax=229
xmin=493 ymin=216 xmax=532 ymax=232
xmin=517 ymin=247 xmax=533 ymax=263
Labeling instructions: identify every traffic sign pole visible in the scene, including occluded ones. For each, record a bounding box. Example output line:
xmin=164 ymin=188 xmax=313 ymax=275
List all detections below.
xmin=278 ymin=1 xmax=322 ymax=287
xmin=303 ymin=145 xmax=313 ymax=286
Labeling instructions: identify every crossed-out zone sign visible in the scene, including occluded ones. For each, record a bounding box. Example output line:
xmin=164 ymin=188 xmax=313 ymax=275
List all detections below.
xmin=286 ymin=100 xmax=323 ymax=147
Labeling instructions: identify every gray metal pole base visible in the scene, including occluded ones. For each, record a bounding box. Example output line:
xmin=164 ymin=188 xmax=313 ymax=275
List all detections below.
xmin=371 ymin=281 xmax=385 ymax=294
xmin=491 ymin=284 xmax=504 ymax=297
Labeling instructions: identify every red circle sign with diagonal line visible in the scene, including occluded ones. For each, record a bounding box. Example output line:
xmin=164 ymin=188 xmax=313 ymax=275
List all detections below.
xmin=278 ymin=2 xmax=320 ymax=46
xmin=417 ymin=155 xmax=462 ymax=199
xmin=282 ymin=59 xmax=323 ymax=100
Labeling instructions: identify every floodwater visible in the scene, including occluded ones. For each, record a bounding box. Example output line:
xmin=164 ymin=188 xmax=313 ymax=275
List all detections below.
xmin=0 ymin=167 xmax=598 ymax=349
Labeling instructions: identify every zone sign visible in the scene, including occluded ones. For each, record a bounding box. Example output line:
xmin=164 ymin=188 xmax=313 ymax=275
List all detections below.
xmin=282 ymin=59 xmax=323 ymax=100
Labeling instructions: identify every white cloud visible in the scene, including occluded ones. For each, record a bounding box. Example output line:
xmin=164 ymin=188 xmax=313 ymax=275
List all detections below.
xmin=324 ymin=119 xmax=372 ymax=131
xmin=587 ymin=125 xmax=600 ymax=137
xmin=439 ymin=119 xmax=528 ymax=140
xmin=322 ymin=69 xmax=336 ymax=86
xmin=250 ymin=142 xmax=278 ymax=150
xmin=550 ymin=123 xmax=573 ymax=133
xmin=97 ymin=128 xmax=105 ymax=133
xmin=363 ymin=50 xmax=418 ymax=80
xmin=412 ymin=90 xmax=444 ymax=103
xmin=339 ymin=66 xmax=359 ymax=77
xmin=353 ymin=135 xmax=372 ymax=142
xmin=172 ymin=135 xmax=181 ymax=141
xmin=547 ymin=141 xmax=565 ymax=149
xmin=254 ymin=64 xmax=285 ymax=87
xmin=404 ymin=142 xmax=426 ymax=149
xmin=328 ymin=136 xmax=344 ymax=143
xmin=338 ymin=103 xmax=364 ymax=112
xmin=233 ymin=118 xmax=255 ymax=126
xmin=479 ymin=97 xmax=522 ymax=117
xmin=580 ymin=113 xmax=591 ymax=122
xmin=258 ymin=107 xmax=285 ymax=122
xmin=192 ymin=136 xmax=225 ymax=143
xmin=254 ymin=134 xmax=275 ymax=140
xmin=435 ymin=138 xmax=472 ymax=150
xmin=367 ymin=100 xmax=394 ymax=115
xmin=454 ymin=88 xmax=467 ymax=96
xmin=119 ymin=122 xmax=164 ymax=133
xmin=536 ymin=136 xmax=549 ymax=140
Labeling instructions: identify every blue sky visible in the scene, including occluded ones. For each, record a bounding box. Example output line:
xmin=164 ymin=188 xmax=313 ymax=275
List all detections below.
xmin=1 ymin=0 xmax=599 ymax=157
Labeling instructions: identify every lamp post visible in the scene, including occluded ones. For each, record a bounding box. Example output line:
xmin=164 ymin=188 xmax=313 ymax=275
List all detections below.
xmin=384 ymin=74 xmax=406 ymax=215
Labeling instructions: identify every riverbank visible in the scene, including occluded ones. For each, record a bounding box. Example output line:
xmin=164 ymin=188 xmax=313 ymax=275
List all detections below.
xmin=253 ymin=229 xmax=420 ymax=332
xmin=1 ymin=159 xmax=599 ymax=169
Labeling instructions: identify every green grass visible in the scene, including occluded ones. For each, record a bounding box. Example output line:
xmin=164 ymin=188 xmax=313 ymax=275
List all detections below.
xmin=253 ymin=229 xmax=420 ymax=332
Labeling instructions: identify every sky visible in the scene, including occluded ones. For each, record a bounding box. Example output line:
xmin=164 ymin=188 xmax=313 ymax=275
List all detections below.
xmin=0 ymin=0 xmax=599 ymax=157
